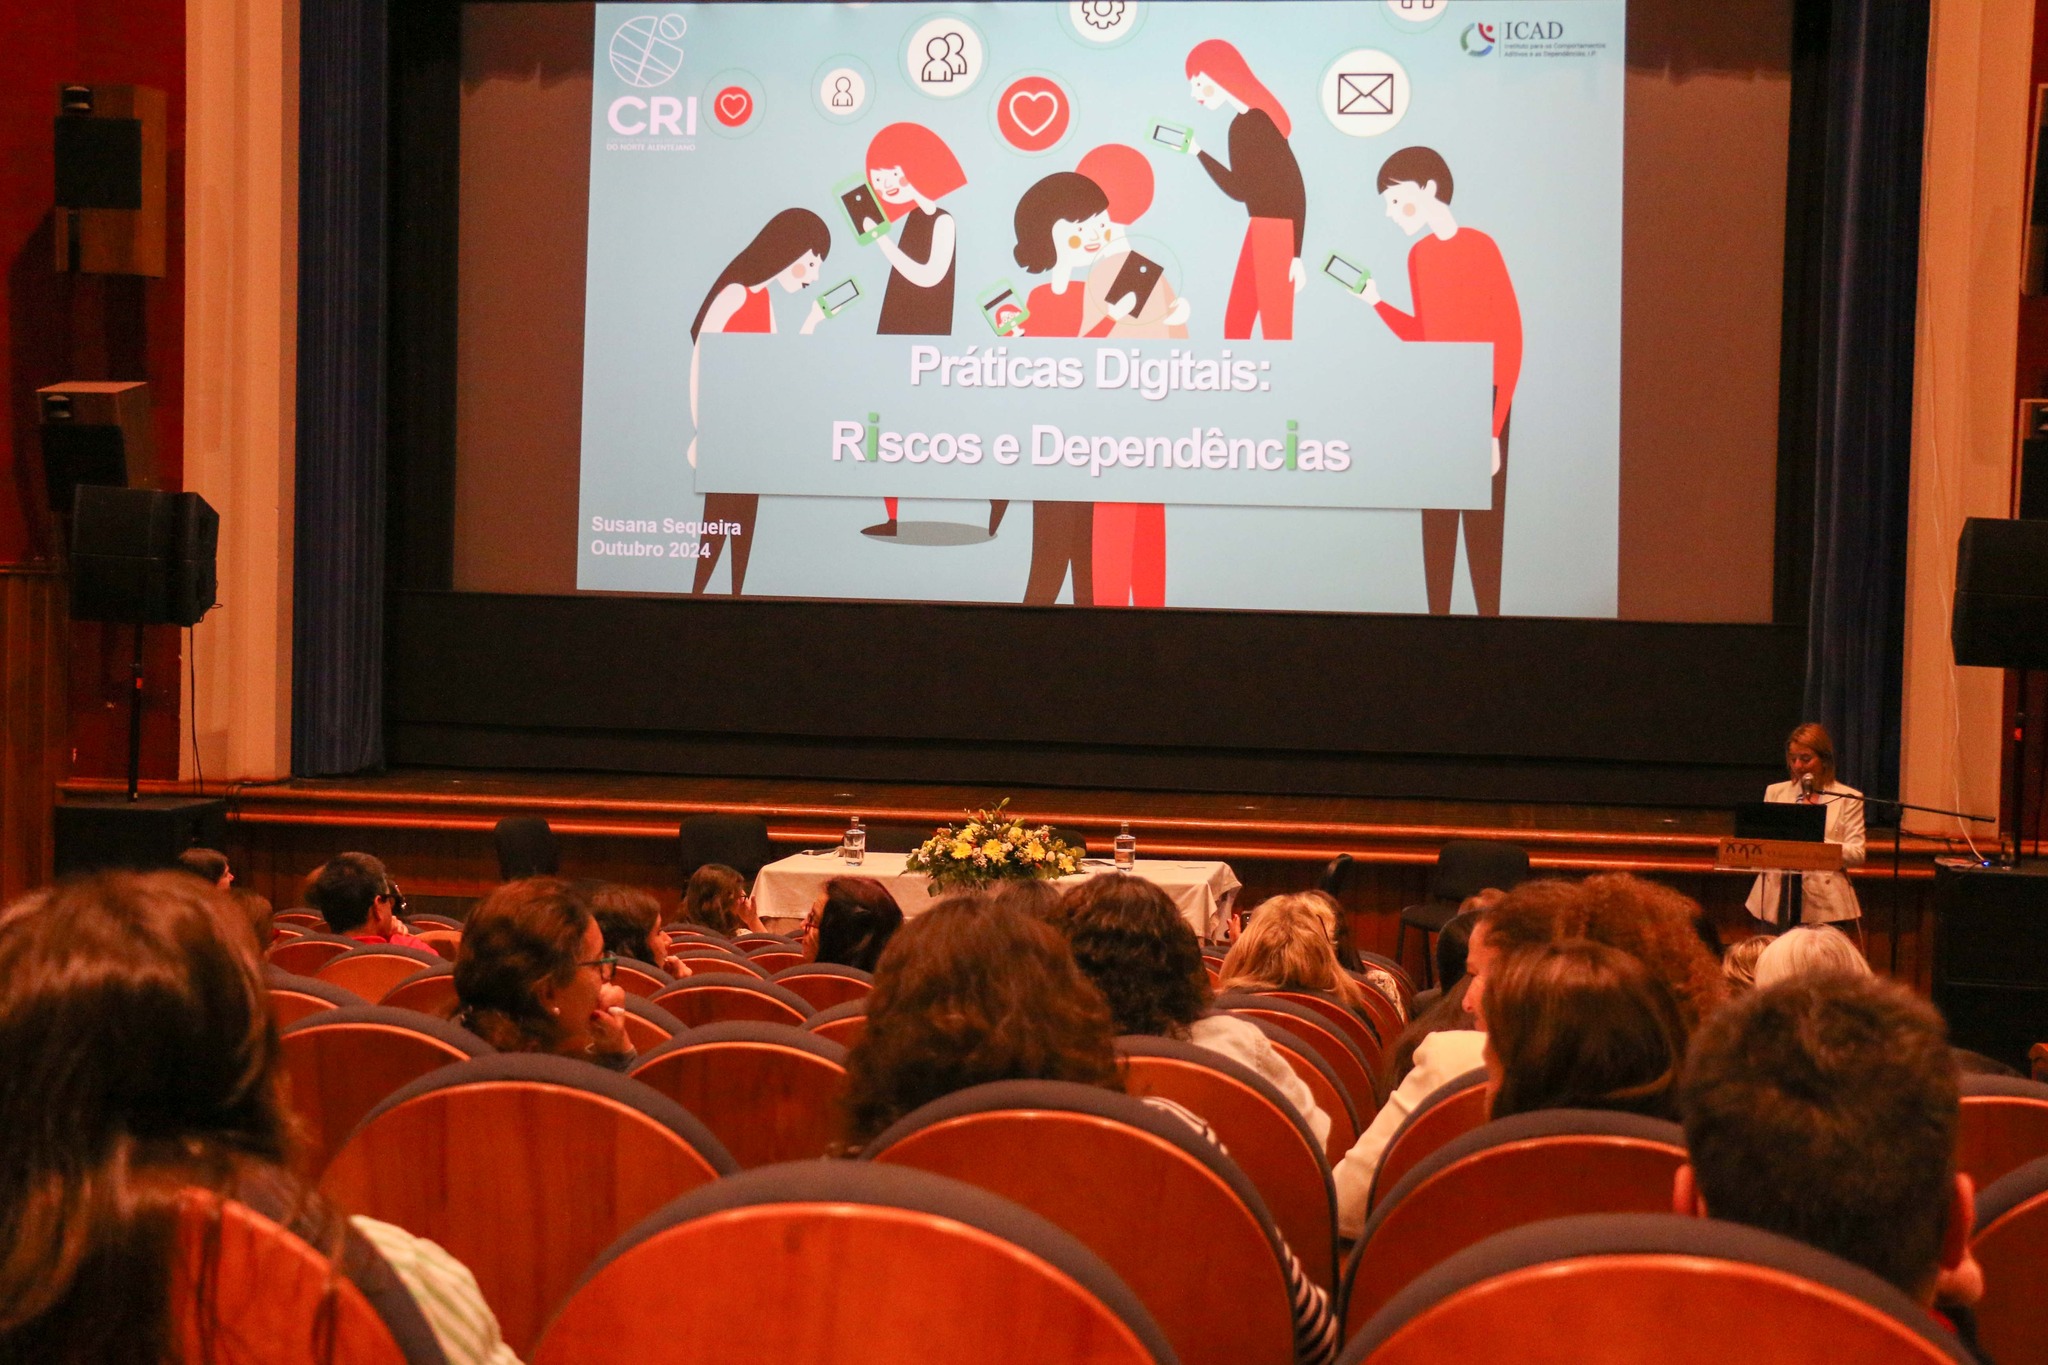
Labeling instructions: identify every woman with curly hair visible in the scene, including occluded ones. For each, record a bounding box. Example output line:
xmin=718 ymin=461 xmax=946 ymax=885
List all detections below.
xmin=455 ymin=877 xmax=636 ymax=1069
xmin=1483 ymin=939 xmax=1686 ymax=1121
xmin=1055 ymin=876 xmax=1329 ymax=1146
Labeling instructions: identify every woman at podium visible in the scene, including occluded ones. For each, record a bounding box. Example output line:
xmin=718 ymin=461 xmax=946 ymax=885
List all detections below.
xmin=1745 ymin=722 xmax=1865 ymax=934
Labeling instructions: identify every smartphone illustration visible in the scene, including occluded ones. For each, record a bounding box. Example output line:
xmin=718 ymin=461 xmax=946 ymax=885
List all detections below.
xmin=835 ymin=174 xmax=890 ymax=245
xmin=1322 ymin=252 xmax=1372 ymax=294
xmin=1149 ymin=120 xmax=1194 ymax=154
xmin=1107 ymin=251 xmax=1161 ymax=316
xmin=820 ymin=278 xmax=862 ymax=317
xmin=977 ymin=282 xmax=1030 ymax=337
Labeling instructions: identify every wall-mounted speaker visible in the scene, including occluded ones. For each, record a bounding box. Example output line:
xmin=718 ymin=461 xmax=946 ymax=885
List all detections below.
xmin=2023 ymin=400 xmax=2048 ymax=521
xmin=70 ymin=487 xmax=218 ymax=627
xmin=38 ymin=380 xmax=156 ymax=513
xmin=1952 ymin=518 xmax=2048 ymax=669
xmin=52 ymin=83 xmax=166 ymax=276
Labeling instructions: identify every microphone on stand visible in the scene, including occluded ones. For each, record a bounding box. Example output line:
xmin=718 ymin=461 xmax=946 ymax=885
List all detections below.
xmin=1799 ymin=773 xmax=1815 ymax=801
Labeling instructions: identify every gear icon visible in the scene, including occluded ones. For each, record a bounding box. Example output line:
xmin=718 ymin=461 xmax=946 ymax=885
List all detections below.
xmin=1079 ymin=1 xmax=1126 ymax=31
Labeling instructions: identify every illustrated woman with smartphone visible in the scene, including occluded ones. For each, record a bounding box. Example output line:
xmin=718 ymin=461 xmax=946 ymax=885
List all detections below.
xmin=687 ymin=207 xmax=831 ymax=595
xmin=1182 ymin=39 xmax=1306 ymax=341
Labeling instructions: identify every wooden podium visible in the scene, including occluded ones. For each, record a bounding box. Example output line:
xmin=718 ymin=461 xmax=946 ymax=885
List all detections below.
xmin=1714 ymin=839 xmax=1845 ymax=875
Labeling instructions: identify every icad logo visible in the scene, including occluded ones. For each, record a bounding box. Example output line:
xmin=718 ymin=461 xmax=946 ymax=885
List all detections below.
xmin=1461 ymin=22 xmax=1494 ymax=56
xmin=609 ymin=14 xmax=686 ymax=88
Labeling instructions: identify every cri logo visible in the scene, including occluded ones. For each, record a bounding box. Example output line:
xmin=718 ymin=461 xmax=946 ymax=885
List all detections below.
xmin=1461 ymin=22 xmax=1495 ymax=56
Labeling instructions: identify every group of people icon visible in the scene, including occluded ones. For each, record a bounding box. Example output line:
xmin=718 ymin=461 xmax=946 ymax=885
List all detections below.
xmin=919 ymin=31 xmax=970 ymax=84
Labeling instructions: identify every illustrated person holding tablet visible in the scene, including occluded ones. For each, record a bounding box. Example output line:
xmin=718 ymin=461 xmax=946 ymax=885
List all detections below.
xmin=1744 ymin=722 xmax=1866 ymax=935
xmin=1358 ymin=146 xmax=1522 ymax=617
xmin=687 ymin=207 xmax=831 ymax=595
xmin=1182 ymin=39 xmax=1305 ymax=341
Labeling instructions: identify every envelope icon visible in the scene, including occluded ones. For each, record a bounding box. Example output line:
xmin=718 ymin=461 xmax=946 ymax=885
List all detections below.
xmin=1338 ymin=72 xmax=1394 ymax=116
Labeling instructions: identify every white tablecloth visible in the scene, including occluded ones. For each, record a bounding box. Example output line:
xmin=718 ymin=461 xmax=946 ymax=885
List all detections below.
xmin=752 ymin=851 xmax=1242 ymax=942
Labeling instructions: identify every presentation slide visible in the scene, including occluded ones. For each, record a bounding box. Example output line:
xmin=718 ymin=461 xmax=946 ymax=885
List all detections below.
xmin=577 ymin=1 xmax=1625 ymax=614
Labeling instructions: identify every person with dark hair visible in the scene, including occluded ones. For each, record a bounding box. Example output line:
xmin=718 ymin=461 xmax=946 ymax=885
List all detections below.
xmin=1677 ymin=976 xmax=1984 ymax=1336
xmin=1422 ymin=895 xmax=1494 ymax=1007
xmin=1483 ymin=939 xmax=1686 ymax=1121
xmin=1745 ymin=721 xmax=1866 ymax=933
xmin=455 ymin=877 xmax=634 ymax=1068
xmin=1183 ymin=38 xmax=1306 ymax=340
xmin=587 ymin=881 xmax=685 ymax=975
xmin=1055 ymin=875 xmax=1328 ymax=1146
xmin=686 ymin=206 xmax=832 ymax=593
xmin=176 ymin=846 xmax=232 ymax=889
xmin=0 ymin=872 xmax=517 ymax=1364
xmin=988 ymin=877 xmax=1063 ymax=923
xmin=1358 ymin=144 xmax=1522 ymax=617
xmin=802 ymin=876 xmax=903 ymax=973
xmin=306 ymin=851 xmax=432 ymax=951
xmin=679 ymin=863 xmax=761 ymax=937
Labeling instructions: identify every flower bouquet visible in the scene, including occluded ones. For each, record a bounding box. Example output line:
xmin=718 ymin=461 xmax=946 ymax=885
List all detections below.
xmin=904 ymin=799 xmax=1086 ymax=894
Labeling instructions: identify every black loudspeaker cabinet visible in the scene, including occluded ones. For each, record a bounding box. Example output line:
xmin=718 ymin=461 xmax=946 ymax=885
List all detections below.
xmin=54 ymin=797 xmax=228 ymax=877
xmin=52 ymin=84 xmax=167 ymax=277
xmin=1951 ymin=518 xmax=2048 ymax=669
xmin=70 ymin=487 xmax=219 ymax=626
xmin=1932 ymin=862 xmax=2048 ymax=1072
xmin=38 ymin=380 xmax=156 ymax=513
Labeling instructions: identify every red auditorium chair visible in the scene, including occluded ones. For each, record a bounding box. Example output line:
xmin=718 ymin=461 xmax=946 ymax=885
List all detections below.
xmin=265 ymin=966 xmax=361 ymax=1027
xmin=274 ymin=910 xmax=329 ymax=931
xmin=866 ymin=1080 xmax=1300 ymax=1365
xmin=1367 ymin=1069 xmax=1492 ymax=1210
xmin=1354 ymin=951 xmax=1418 ymax=1018
xmin=1251 ymin=989 xmax=1389 ymax=1075
xmin=404 ymin=912 xmax=467 ymax=931
xmin=651 ymin=975 xmax=812 ymax=1028
xmin=805 ymin=997 xmax=868 ymax=1048
xmin=413 ymin=927 xmax=461 ymax=961
xmin=1218 ymin=991 xmax=1384 ymax=1114
xmin=172 ymin=1193 xmax=417 ymax=1364
xmin=666 ymin=927 xmax=734 ymax=949
xmin=1338 ymin=1213 xmax=1976 ymax=1364
xmin=772 ymin=961 xmax=875 ymax=1011
xmin=735 ymin=932 xmax=797 ymax=952
xmin=629 ymin=1022 xmax=848 ymax=1166
xmin=321 ymin=1053 xmax=738 ymax=1357
xmin=1118 ymin=1034 xmax=1337 ymax=1291
xmin=280 ymin=1005 xmax=490 ymax=1176
xmin=1970 ymin=1152 xmax=2048 ymax=1362
xmin=267 ymin=933 xmax=359 ymax=976
xmin=608 ymin=957 xmax=676 ymax=998
xmin=1243 ymin=1017 xmax=1362 ymax=1163
xmin=745 ymin=948 xmax=806 ymax=973
xmin=668 ymin=944 xmax=769 ymax=978
xmin=530 ymin=1163 xmax=1176 ymax=1365
xmin=1341 ymin=1110 xmax=1689 ymax=1335
xmin=1956 ymin=1074 xmax=2048 ymax=1190
xmin=379 ymin=963 xmax=458 ymax=1017
xmin=616 ymin=994 xmax=687 ymax=1051
xmin=317 ymin=945 xmax=444 ymax=1003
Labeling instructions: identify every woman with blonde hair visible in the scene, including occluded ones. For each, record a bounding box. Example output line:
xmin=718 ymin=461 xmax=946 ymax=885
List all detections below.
xmin=1217 ymin=892 xmax=1372 ymax=1014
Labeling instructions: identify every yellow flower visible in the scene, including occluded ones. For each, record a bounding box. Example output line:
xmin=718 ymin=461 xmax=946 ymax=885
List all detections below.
xmin=983 ymin=840 xmax=1007 ymax=861
xmin=950 ymin=839 xmax=974 ymax=860
xmin=1057 ymin=856 xmax=1077 ymax=874
xmin=1025 ymin=841 xmax=1045 ymax=860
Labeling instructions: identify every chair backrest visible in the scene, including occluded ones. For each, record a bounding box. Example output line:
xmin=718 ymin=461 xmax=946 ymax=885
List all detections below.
xmin=1970 ymin=1152 xmax=2048 ymax=1363
xmin=317 ymin=945 xmax=446 ymax=1003
xmin=1340 ymin=1212 xmax=1975 ymax=1365
xmin=1342 ymin=1109 xmax=1689 ymax=1335
xmin=1957 ymin=1075 xmax=2048 ymax=1190
xmin=652 ymin=976 xmax=813 ymax=1028
xmin=494 ymin=814 xmax=559 ymax=879
xmin=866 ymin=1080 xmax=1294 ymax=1365
xmin=745 ymin=948 xmax=805 ymax=973
xmin=267 ymin=934 xmax=359 ymax=976
xmin=1242 ymin=1017 xmax=1361 ymax=1163
xmin=172 ymin=1194 xmax=413 ymax=1364
xmin=666 ymin=926 xmax=734 ymax=948
xmin=616 ymin=995 xmax=687 ymax=1051
xmin=530 ymin=1163 xmax=1179 ymax=1365
xmin=668 ymin=944 xmax=769 ymax=978
xmin=412 ymin=928 xmax=461 ymax=961
xmin=1217 ymin=992 xmax=1383 ymax=1115
xmin=1252 ymin=988 xmax=1393 ymax=1086
xmin=609 ymin=957 xmax=676 ymax=999
xmin=1117 ymin=1034 xmax=1337 ymax=1291
xmin=1318 ymin=852 xmax=1355 ymax=897
xmin=1426 ymin=839 xmax=1530 ymax=903
xmin=321 ymin=1052 xmax=739 ymax=1358
xmin=677 ymin=812 xmax=775 ymax=881
xmin=804 ymin=997 xmax=869 ymax=1048
xmin=630 ymin=1022 xmax=848 ymax=1167
xmin=405 ymin=912 xmax=466 ymax=931
xmin=275 ymin=909 xmax=329 ymax=930
xmin=1367 ymin=1067 xmax=1491 ymax=1210
xmin=1354 ymin=952 xmax=1417 ymax=1016
xmin=378 ymin=964 xmax=459 ymax=1017
xmin=280 ymin=1005 xmax=492 ymax=1176
xmin=735 ymin=932 xmax=798 ymax=952
xmin=772 ymin=961 xmax=875 ymax=1011
xmin=265 ymin=966 xmax=361 ymax=1027
xmin=861 ymin=821 xmax=932 ymax=853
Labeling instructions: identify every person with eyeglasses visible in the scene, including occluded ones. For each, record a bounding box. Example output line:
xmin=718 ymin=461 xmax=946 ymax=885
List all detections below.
xmin=305 ymin=852 xmax=434 ymax=951
xmin=454 ymin=878 xmax=636 ymax=1069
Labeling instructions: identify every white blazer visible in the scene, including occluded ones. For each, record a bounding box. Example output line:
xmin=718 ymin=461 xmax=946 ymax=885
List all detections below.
xmin=1744 ymin=778 xmax=1866 ymax=925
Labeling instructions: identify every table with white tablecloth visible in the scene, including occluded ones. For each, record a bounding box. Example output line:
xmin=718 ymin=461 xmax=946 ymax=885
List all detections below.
xmin=751 ymin=852 xmax=1242 ymax=942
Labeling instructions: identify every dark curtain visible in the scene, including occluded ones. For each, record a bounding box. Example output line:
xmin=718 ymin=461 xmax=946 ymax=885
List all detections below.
xmin=293 ymin=0 xmax=389 ymax=774
xmin=1794 ymin=0 xmax=1929 ymax=810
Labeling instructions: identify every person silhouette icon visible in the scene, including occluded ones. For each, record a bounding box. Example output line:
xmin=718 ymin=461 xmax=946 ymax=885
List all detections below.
xmin=921 ymin=36 xmax=955 ymax=83
xmin=944 ymin=31 xmax=968 ymax=75
xmin=832 ymin=75 xmax=855 ymax=108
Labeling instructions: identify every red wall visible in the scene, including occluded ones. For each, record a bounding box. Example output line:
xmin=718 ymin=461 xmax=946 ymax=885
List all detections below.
xmin=1 ymin=0 xmax=186 ymax=780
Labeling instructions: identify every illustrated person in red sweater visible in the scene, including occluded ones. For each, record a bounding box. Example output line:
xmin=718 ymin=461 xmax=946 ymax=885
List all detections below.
xmin=1183 ymin=39 xmax=1306 ymax=341
xmin=1359 ymin=146 xmax=1522 ymax=617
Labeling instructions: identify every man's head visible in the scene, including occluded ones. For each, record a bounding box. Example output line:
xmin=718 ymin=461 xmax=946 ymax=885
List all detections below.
xmin=1376 ymin=145 xmax=1454 ymax=237
xmin=306 ymin=852 xmax=396 ymax=936
xmin=1676 ymin=975 xmax=1976 ymax=1305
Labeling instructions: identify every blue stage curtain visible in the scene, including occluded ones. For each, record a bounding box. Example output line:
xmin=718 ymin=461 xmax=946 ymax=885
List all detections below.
xmin=1798 ymin=0 xmax=1929 ymax=808
xmin=293 ymin=0 xmax=389 ymax=774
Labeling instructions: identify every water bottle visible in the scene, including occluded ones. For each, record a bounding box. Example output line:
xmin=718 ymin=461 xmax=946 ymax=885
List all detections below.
xmin=843 ymin=816 xmax=866 ymax=865
xmin=1113 ymin=821 xmax=1136 ymax=873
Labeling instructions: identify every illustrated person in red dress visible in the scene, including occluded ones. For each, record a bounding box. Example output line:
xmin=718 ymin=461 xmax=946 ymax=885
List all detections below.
xmin=1358 ymin=146 xmax=1522 ymax=617
xmin=686 ymin=208 xmax=830 ymax=594
xmin=1182 ymin=39 xmax=1305 ymax=341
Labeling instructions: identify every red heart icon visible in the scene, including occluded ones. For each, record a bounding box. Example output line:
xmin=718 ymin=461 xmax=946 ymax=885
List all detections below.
xmin=996 ymin=76 xmax=1070 ymax=151
xmin=1008 ymin=90 xmax=1059 ymax=137
xmin=714 ymin=86 xmax=752 ymax=127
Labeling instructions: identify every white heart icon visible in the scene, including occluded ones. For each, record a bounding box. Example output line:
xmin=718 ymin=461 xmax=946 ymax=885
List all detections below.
xmin=719 ymin=91 xmax=749 ymax=120
xmin=1008 ymin=89 xmax=1059 ymax=138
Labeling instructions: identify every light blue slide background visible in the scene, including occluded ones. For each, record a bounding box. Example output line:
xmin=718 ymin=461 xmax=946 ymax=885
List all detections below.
xmin=578 ymin=0 xmax=1625 ymax=613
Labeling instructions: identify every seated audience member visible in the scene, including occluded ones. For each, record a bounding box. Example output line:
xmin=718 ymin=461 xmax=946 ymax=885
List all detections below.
xmin=1411 ymin=899 xmax=1492 ymax=1012
xmin=1483 ymin=939 xmax=1685 ymax=1121
xmin=803 ymin=876 xmax=904 ymax=972
xmin=233 ymin=887 xmax=277 ymax=951
xmin=1720 ymin=933 xmax=1774 ymax=994
xmin=1385 ymin=975 xmax=1473 ymax=1089
xmin=177 ymin=846 xmax=234 ymax=889
xmin=988 ymin=876 xmax=1063 ymax=923
xmin=0 ymin=872 xmax=516 ymax=1364
xmin=455 ymin=877 xmax=635 ymax=1069
xmin=841 ymin=894 xmax=1339 ymax=1365
xmin=1678 ymin=976 xmax=1984 ymax=1342
xmin=1056 ymin=875 xmax=1330 ymax=1147
xmin=1219 ymin=893 xmax=1387 ymax=1022
xmin=1751 ymin=922 xmax=1871 ymax=989
xmin=678 ymin=863 xmax=762 ymax=937
xmin=1303 ymin=889 xmax=1405 ymax=1016
xmin=587 ymin=881 xmax=686 ymax=975
xmin=306 ymin=852 xmax=432 ymax=951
